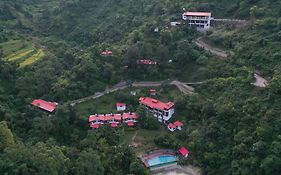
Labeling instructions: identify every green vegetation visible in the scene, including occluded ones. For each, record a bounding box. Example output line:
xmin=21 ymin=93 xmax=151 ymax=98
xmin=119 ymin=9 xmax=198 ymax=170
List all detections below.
xmin=0 ymin=0 xmax=280 ymax=174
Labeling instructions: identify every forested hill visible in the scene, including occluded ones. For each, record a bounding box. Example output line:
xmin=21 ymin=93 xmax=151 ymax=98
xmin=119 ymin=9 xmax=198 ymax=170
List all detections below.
xmin=0 ymin=0 xmax=281 ymax=174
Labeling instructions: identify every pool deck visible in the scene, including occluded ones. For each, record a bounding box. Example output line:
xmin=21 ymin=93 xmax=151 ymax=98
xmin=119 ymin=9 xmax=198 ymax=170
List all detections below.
xmin=152 ymin=164 xmax=200 ymax=175
xmin=140 ymin=149 xmax=177 ymax=168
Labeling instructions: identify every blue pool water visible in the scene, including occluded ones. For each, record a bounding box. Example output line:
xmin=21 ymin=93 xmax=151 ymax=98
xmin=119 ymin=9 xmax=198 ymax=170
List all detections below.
xmin=147 ymin=155 xmax=177 ymax=167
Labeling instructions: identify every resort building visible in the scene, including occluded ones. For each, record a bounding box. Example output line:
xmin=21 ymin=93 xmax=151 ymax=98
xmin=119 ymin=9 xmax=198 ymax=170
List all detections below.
xmin=100 ymin=50 xmax=113 ymax=56
xmin=139 ymin=97 xmax=175 ymax=123
xmin=168 ymin=123 xmax=177 ymax=132
xmin=182 ymin=11 xmax=212 ymax=29
xmin=167 ymin=121 xmax=184 ymax=132
xmin=137 ymin=59 xmax=157 ymax=65
xmin=88 ymin=112 xmax=138 ymax=129
xmin=174 ymin=121 xmax=184 ymax=130
xmin=178 ymin=147 xmax=190 ymax=158
xmin=122 ymin=112 xmax=139 ymax=126
xmin=116 ymin=102 xmax=126 ymax=111
xmin=149 ymin=89 xmax=157 ymax=96
xmin=31 ymin=99 xmax=58 ymax=113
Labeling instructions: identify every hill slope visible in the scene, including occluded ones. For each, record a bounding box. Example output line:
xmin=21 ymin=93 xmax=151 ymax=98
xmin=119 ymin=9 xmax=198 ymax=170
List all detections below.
xmin=0 ymin=0 xmax=280 ymax=174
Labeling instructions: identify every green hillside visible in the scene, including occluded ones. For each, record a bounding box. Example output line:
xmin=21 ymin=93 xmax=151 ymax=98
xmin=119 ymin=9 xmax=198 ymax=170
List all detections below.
xmin=0 ymin=0 xmax=280 ymax=174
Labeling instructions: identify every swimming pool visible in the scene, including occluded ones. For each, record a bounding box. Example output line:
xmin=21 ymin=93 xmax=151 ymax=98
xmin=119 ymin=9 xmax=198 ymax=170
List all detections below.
xmin=147 ymin=155 xmax=177 ymax=167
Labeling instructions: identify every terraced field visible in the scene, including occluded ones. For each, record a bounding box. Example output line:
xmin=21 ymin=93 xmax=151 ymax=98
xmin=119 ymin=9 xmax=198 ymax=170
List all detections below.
xmin=0 ymin=40 xmax=46 ymax=67
xmin=20 ymin=49 xmax=45 ymax=67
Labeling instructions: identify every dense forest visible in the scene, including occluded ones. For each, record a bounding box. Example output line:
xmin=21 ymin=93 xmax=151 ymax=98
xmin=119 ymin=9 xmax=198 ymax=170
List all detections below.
xmin=0 ymin=0 xmax=281 ymax=174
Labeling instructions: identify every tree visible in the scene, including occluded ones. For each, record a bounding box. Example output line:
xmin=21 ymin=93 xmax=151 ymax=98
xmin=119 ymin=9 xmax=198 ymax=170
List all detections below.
xmin=129 ymin=160 xmax=146 ymax=175
xmin=0 ymin=141 xmax=70 ymax=175
xmin=75 ymin=149 xmax=104 ymax=175
xmin=0 ymin=121 xmax=15 ymax=152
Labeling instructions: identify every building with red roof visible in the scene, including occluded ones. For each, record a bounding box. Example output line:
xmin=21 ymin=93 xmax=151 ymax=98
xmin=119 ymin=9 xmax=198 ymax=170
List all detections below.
xmin=90 ymin=123 xmax=100 ymax=129
xmin=88 ymin=112 xmax=138 ymax=129
xmin=182 ymin=11 xmax=212 ymax=29
xmin=178 ymin=147 xmax=190 ymax=158
xmin=168 ymin=123 xmax=177 ymax=132
xmin=174 ymin=121 xmax=184 ymax=130
xmin=137 ymin=59 xmax=157 ymax=65
xmin=31 ymin=99 xmax=58 ymax=113
xmin=149 ymin=89 xmax=157 ymax=96
xmin=116 ymin=102 xmax=126 ymax=111
xmin=127 ymin=121 xmax=135 ymax=127
xmin=139 ymin=97 xmax=175 ymax=122
xmin=111 ymin=122 xmax=119 ymax=128
xmin=100 ymin=50 xmax=113 ymax=56
xmin=122 ymin=112 xmax=139 ymax=123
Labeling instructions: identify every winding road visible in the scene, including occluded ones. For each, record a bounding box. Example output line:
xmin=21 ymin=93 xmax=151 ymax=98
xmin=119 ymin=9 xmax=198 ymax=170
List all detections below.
xmin=194 ymin=38 xmax=230 ymax=58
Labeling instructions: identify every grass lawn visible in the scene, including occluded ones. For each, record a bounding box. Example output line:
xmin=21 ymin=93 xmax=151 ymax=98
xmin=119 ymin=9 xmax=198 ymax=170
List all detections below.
xmin=122 ymin=126 xmax=169 ymax=154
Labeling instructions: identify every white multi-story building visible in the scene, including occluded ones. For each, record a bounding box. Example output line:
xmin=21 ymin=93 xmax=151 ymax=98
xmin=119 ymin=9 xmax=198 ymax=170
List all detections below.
xmin=139 ymin=97 xmax=175 ymax=123
xmin=182 ymin=11 xmax=212 ymax=29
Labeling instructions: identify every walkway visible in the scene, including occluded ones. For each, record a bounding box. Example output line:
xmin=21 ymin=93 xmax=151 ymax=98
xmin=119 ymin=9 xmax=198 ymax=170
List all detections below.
xmin=151 ymin=164 xmax=201 ymax=175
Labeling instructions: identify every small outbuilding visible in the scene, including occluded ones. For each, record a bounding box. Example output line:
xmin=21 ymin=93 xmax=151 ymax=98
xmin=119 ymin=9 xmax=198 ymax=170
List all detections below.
xmin=149 ymin=89 xmax=157 ymax=96
xmin=170 ymin=22 xmax=181 ymax=27
xmin=137 ymin=59 xmax=157 ymax=65
xmin=116 ymin=102 xmax=126 ymax=111
xmin=168 ymin=123 xmax=177 ymax=132
xmin=31 ymin=99 xmax=58 ymax=113
xmin=174 ymin=121 xmax=184 ymax=130
xmin=100 ymin=50 xmax=113 ymax=56
xmin=178 ymin=147 xmax=190 ymax=158
xmin=90 ymin=123 xmax=100 ymax=129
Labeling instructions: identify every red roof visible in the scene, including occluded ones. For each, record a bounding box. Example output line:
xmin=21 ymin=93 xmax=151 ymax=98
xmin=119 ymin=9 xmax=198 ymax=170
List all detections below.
xmin=179 ymin=147 xmax=190 ymax=156
xmin=89 ymin=115 xmax=98 ymax=122
xmin=174 ymin=121 xmax=184 ymax=127
xmin=122 ymin=112 xmax=139 ymax=120
xmin=127 ymin=121 xmax=135 ymax=126
xmin=113 ymin=114 xmax=122 ymax=121
xmin=139 ymin=97 xmax=174 ymax=111
xmin=116 ymin=103 xmax=126 ymax=107
xmin=101 ymin=50 xmax=113 ymax=56
xmin=105 ymin=114 xmax=114 ymax=121
xmin=90 ymin=123 xmax=100 ymax=129
xmin=150 ymin=89 xmax=156 ymax=93
xmin=111 ymin=122 xmax=119 ymax=128
xmin=98 ymin=114 xmax=107 ymax=121
xmin=168 ymin=123 xmax=177 ymax=129
xmin=137 ymin=59 xmax=157 ymax=65
xmin=31 ymin=99 xmax=58 ymax=113
xmin=183 ymin=12 xmax=211 ymax=17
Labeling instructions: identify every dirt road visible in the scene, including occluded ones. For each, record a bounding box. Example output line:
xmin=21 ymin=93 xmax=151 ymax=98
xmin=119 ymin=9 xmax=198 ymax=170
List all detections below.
xmin=194 ymin=38 xmax=229 ymax=59
xmin=69 ymin=79 xmax=200 ymax=106
xmin=251 ymin=73 xmax=268 ymax=88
